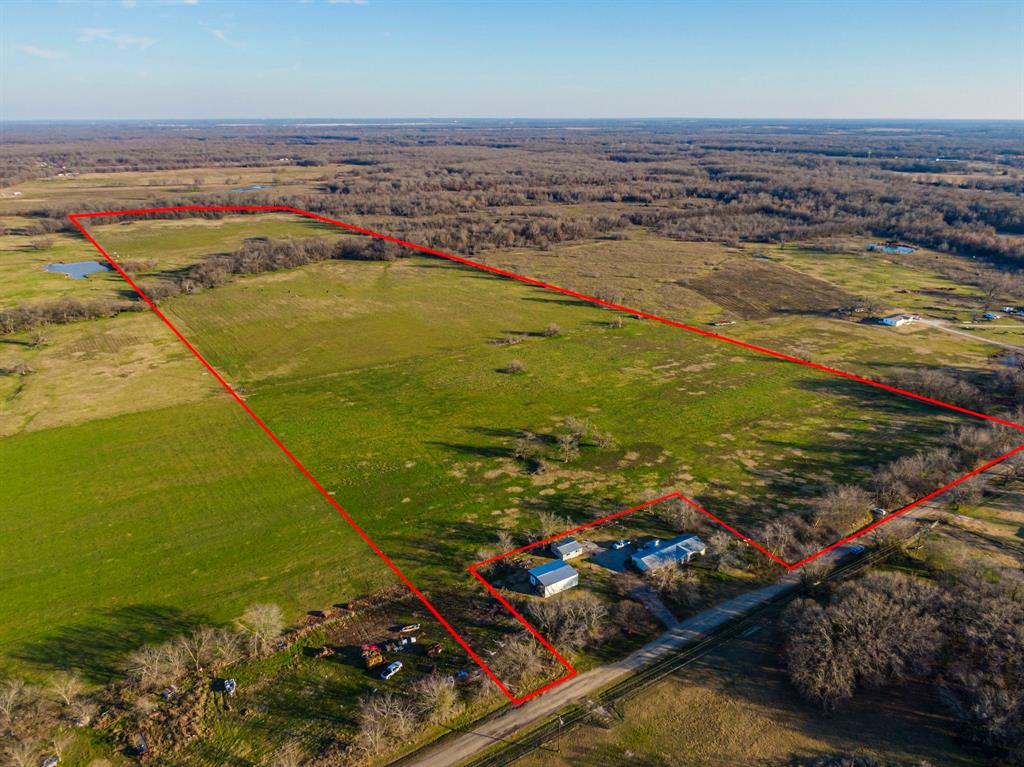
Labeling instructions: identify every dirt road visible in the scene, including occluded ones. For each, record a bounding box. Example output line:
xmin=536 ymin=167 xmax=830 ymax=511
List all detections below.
xmin=917 ymin=318 xmax=1023 ymax=351
xmin=401 ymin=569 xmax=809 ymax=767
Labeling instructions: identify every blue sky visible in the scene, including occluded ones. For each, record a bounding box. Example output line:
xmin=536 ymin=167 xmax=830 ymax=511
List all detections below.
xmin=1 ymin=0 xmax=1021 ymax=120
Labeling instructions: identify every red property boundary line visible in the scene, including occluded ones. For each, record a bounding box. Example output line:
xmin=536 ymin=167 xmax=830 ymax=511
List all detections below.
xmin=68 ymin=205 xmax=1024 ymax=704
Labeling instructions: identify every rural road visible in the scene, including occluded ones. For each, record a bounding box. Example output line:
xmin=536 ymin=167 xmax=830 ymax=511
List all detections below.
xmin=401 ymin=567 xmax=814 ymax=767
xmin=917 ymin=318 xmax=1023 ymax=351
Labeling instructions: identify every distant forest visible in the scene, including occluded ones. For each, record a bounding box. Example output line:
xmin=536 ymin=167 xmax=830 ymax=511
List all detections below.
xmin=2 ymin=120 xmax=1023 ymax=270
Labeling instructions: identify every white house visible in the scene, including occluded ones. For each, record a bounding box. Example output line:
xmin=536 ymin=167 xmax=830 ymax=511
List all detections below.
xmin=631 ymin=534 xmax=707 ymax=573
xmin=879 ymin=314 xmax=919 ymax=327
xmin=549 ymin=537 xmax=583 ymax=560
xmin=527 ymin=560 xmax=579 ymax=598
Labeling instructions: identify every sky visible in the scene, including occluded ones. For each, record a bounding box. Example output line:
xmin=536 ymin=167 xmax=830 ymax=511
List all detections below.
xmin=1 ymin=0 xmax=1022 ymax=121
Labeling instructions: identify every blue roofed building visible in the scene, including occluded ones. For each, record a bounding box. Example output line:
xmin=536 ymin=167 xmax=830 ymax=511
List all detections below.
xmin=527 ymin=560 xmax=579 ymax=598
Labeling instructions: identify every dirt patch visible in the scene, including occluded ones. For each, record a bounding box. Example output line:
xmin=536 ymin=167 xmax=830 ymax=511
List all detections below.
xmin=684 ymin=259 xmax=857 ymax=319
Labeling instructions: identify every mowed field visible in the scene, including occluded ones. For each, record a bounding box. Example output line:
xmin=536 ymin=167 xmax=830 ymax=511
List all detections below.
xmin=0 ymin=214 xmax=1001 ymax=692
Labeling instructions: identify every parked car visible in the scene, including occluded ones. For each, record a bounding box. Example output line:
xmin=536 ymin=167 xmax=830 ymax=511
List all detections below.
xmin=381 ymin=661 xmax=403 ymax=680
xmin=400 ymin=623 xmax=421 ymax=633
xmin=848 ymin=544 xmax=865 ymax=555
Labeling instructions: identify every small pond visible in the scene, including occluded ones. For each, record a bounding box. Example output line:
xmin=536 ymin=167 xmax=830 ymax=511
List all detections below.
xmin=44 ymin=260 xmax=112 ymax=279
xmin=231 ymin=184 xmax=273 ymax=192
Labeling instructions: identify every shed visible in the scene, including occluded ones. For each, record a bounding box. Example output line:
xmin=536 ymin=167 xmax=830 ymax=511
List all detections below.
xmin=550 ymin=537 xmax=584 ymax=560
xmin=527 ymin=560 xmax=579 ymax=598
xmin=631 ymin=534 xmax=707 ymax=572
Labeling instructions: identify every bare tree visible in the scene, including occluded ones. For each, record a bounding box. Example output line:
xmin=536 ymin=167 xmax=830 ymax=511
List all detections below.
xmin=0 ymin=678 xmax=26 ymax=726
xmin=655 ymin=496 xmax=699 ymax=532
xmin=353 ymin=692 xmax=418 ymax=757
xmin=542 ymin=323 xmax=562 ymax=337
xmin=557 ymin=433 xmax=580 ymax=463
xmin=491 ymin=636 xmax=545 ymax=687
xmin=4 ymin=740 xmax=39 ymax=767
xmin=411 ymin=675 xmax=462 ymax=721
xmin=126 ymin=644 xmax=181 ymax=691
xmin=529 ymin=592 xmax=608 ymax=652
xmin=178 ymin=626 xmax=241 ymax=674
xmin=708 ymin=530 xmax=743 ymax=572
xmin=536 ymin=511 xmax=570 ymax=539
xmin=236 ymin=603 xmax=285 ymax=656
xmin=47 ymin=671 xmax=85 ymax=707
xmin=810 ymin=485 xmax=872 ymax=535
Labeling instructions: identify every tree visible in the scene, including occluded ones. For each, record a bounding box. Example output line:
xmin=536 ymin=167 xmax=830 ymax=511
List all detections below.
xmin=492 ymin=636 xmax=545 ymax=687
xmin=529 ymin=592 xmax=607 ymax=652
xmin=4 ymin=740 xmax=39 ymax=767
xmin=185 ymin=626 xmax=241 ymax=672
xmin=235 ymin=603 xmax=285 ymax=656
xmin=810 ymin=485 xmax=872 ymax=535
xmin=0 ymin=678 xmax=31 ymax=728
xmin=47 ymin=671 xmax=84 ymax=707
xmin=542 ymin=323 xmax=562 ymax=337
xmin=353 ymin=692 xmax=418 ymax=757
xmin=411 ymin=675 xmax=462 ymax=721
xmin=655 ymin=496 xmax=698 ymax=532
xmin=557 ymin=433 xmax=580 ymax=463
xmin=536 ymin=511 xmax=570 ymax=539
xmin=512 ymin=431 xmax=541 ymax=463
xmin=126 ymin=642 xmax=187 ymax=691
xmin=708 ymin=530 xmax=743 ymax=572
xmin=501 ymin=359 xmax=526 ymax=374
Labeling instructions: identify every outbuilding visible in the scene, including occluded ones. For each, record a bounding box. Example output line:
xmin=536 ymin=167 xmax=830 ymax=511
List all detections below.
xmin=550 ymin=537 xmax=583 ymax=560
xmin=879 ymin=314 xmax=919 ymax=327
xmin=527 ymin=560 xmax=579 ymax=598
xmin=631 ymin=534 xmax=707 ymax=572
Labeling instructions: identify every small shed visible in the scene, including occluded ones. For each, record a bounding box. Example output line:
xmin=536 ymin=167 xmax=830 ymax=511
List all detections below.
xmin=527 ymin=560 xmax=579 ymax=598
xmin=631 ymin=534 xmax=707 ymax=572
xmin=550 ymin=537 xmax=583 ymax=560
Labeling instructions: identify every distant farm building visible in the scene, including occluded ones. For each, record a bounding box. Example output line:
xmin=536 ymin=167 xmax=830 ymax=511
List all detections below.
xmin=631 ymin=534 xmax=707 ymax=572
xmin=527 ymin=560 xmax=579 ymax=597
xmin=879 ymin=314 xmax=919 ymax=327
xmin=550 ymin=537 xmax=583 ymax=560
xmin=867 ymin=242 xmax=915 ymax=255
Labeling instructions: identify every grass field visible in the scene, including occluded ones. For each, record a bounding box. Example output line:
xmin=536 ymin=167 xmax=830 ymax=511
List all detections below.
xmin=513 ymin=623 xmax=981 ymax=767
xmin=1 ymin=209 xmax=1016 ymax=765
xmin=1 ymin=215 xmax=994 ymax=672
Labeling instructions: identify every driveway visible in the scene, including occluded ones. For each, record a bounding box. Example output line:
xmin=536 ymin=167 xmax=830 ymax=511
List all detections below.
xmin=401 ymin=567 xmax=812 ymax=767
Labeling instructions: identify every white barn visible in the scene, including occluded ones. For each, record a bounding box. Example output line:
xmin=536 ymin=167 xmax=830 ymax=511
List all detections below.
xmin=550 ymin=537 xmax=583 ymax=560
xmin=527 ymin=560 xmax=579 ymax=598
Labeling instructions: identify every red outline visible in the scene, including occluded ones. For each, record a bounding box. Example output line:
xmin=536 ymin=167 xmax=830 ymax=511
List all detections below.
xmin=67 ymin=206 xmax=1024 ymax=704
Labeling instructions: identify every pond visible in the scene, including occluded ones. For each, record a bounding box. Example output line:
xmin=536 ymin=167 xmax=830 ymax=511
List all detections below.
xmin=44 ymin=260 xmax=112 ymax=279
xmin=230 ymin=184 xmax=273 ymax=192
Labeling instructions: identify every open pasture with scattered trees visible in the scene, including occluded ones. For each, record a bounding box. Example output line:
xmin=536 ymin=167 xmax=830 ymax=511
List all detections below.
xmin=1 ymin=120 xmax=1021 ymax=766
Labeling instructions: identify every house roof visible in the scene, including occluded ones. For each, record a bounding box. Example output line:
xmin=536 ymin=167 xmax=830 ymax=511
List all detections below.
xmin=631 ymin=534 xmax=706 ymax=571
xmin=527 ymin=560 xmax=578 ymax=587
xmin=551 ymin=537 xmax=583 ymax=555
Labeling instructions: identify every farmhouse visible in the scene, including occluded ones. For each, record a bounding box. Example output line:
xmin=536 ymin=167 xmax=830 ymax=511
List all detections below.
xmin=631 ymin=534 xmax=707 ymax=572
xmin=527 ymin=560 xmax=579 ymax=598
xmin=879 ymin=314 xmax=919 ymax=327
xmin=550 ymin=537 xmax=583 ymax=560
